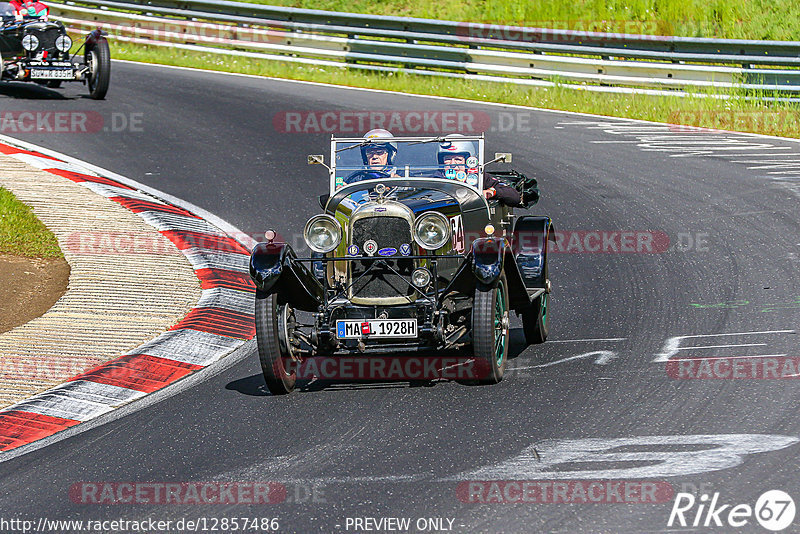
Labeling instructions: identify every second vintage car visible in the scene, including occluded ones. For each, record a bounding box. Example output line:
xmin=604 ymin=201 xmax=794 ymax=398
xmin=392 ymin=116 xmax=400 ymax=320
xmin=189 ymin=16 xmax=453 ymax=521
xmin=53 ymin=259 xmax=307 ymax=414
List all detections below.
xmin=250 ymin=132 xmax=554 ymax=394
xmin=0 ymin=2 xmax=110 ymax=98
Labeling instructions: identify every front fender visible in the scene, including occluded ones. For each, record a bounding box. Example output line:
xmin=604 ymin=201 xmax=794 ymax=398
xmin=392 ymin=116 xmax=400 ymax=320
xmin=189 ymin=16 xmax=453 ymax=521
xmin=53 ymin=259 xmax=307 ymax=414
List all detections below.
xmin=512 ymin=216 xmax=554 ymax=288
xmin=249 ymin=242 xmax=324 ymax=311
xmin=471 ymin=237 xmax=530 ymax=309
xmin=471 ymin=237 xmax=506 ymax=286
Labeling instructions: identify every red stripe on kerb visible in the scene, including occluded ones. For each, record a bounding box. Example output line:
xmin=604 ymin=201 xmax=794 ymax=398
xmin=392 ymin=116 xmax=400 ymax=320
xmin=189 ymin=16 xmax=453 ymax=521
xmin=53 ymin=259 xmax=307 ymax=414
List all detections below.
xmin=45 ymin=168 xmax=135 ymax=189
xmin=171 ymin=307 xmax=256 ymax=339
xmin=111 ymin=197 xmax=199 ymax=218
xmin=0 ymin=143 xmax=61 ymax=160
xmin=0 ymin=411 xmax=80 ymax=451
xmin=161 ymin=230 xmax=250 ymax=254
xmin=68 ymin=354 xmax=203 ymax=393
xmin=196 ymin=268 xmax=256 ymax=292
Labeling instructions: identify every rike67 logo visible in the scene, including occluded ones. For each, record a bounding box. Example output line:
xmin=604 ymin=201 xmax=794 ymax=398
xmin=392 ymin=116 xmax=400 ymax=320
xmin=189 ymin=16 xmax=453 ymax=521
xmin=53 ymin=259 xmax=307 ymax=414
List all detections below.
xmin=668 ymin=490 xmax=795 ymax=531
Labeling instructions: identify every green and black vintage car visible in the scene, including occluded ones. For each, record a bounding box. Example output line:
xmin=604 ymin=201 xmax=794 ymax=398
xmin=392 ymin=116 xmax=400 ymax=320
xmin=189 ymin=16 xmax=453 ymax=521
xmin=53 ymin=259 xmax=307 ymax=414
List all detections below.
xmin=0 ymin=2 xmax=109 ymax=98
xmin=250 ymin=133 xmax=554 ymax=394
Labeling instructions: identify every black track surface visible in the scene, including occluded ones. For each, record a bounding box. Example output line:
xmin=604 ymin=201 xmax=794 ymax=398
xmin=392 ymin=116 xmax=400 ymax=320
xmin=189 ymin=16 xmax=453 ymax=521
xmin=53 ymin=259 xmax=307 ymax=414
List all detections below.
xmin=1 ymin=62 xmax=799 ymax=533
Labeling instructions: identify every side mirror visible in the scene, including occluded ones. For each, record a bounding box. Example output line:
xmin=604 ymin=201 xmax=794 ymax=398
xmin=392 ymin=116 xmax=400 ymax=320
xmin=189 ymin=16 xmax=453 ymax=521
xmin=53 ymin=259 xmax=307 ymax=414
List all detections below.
xmin=484 ymin=153 xmax=513 ymax=166
xmin=308 ymin=154 xmax=325 ymax=165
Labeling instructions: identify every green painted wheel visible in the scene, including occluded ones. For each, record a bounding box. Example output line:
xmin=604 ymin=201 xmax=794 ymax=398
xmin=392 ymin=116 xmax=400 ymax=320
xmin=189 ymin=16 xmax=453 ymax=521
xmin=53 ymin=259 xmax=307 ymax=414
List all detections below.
xmin=472 ymin=273 xmax=509 ymax=384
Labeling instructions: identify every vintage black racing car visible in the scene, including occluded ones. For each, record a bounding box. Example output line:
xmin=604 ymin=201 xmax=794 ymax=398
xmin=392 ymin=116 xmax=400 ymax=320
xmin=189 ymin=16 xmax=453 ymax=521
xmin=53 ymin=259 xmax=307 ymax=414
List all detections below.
xmin=0 ymin=2 xmax=110 ymax=98
xmin=250 ymin=133 xmax=554 ymax=394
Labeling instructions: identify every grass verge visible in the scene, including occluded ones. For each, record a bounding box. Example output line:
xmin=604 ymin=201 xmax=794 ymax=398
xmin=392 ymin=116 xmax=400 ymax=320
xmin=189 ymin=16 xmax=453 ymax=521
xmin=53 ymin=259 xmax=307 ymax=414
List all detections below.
xmin=111 ymin=41 xmax=800 ymax=139
xmin=216 ymin=0 xmax=800 ymax=41
xmin=0 ymin=187 xmax=63 ymax=259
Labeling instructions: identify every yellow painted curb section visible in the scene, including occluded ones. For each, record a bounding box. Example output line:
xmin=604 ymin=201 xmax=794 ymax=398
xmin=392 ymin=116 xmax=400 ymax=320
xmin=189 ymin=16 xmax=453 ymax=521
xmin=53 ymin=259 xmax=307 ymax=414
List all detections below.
xmin=0 ymin=153 xmax=202 ymax=408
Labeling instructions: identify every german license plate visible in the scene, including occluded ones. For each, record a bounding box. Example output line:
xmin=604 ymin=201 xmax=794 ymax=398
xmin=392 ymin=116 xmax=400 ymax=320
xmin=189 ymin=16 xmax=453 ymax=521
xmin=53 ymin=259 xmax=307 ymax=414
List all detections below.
xmin=30 ymin=68 xmax=73 ymax=79
xmin=336 ymin=319 xmax=417 ymax=339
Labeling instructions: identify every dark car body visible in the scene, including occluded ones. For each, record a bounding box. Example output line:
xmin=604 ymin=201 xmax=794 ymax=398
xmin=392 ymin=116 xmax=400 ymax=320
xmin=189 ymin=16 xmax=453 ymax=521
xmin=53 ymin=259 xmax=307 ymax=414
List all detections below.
xmin=250 ymin=135 xmax=554 ymax=394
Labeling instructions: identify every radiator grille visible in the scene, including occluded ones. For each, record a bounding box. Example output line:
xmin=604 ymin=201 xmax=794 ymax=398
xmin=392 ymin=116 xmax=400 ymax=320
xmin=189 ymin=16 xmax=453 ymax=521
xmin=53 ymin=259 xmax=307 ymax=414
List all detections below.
xmin=350 ymin=216 xmax=414 ymax=300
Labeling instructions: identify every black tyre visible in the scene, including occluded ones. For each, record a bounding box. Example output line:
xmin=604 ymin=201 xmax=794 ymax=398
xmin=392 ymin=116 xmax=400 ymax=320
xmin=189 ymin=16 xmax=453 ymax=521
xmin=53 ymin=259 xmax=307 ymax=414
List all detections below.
xmin=522 ymin=259 xmax=549 ymax=345
xmin=86 ymin=38 xmax=110 ymax=100
xmin=255 ymin=291 xmax=297 ymax=395
xmin=472 ymin=273 xmax=509 ymax=384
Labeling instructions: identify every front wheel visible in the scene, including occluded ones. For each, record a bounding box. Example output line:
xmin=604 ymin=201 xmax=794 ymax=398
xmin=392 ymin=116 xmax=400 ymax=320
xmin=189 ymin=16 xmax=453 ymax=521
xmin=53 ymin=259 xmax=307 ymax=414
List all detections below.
xmin=472 ymin=273 xmax=509 ymax=384
xmin=86 ymin=38 xmax=110 ymax=100
xmin=255 ymin=291 xmax=298 ymax=395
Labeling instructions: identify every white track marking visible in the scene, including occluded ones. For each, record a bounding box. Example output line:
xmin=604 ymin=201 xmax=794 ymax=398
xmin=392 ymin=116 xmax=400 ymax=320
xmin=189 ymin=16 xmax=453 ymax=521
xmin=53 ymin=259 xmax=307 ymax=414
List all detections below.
xmin=511 ymin=351 xmax=617 ymax=370
xmin=654 ymin=330 xmax=796 ymax=362
xmin=448 ymin=434 xmax=799 ymax=480
xmin=666 ymin=354 xmax=788 ymax=361
xmin=549 ymin=337 xmax=627 ymax=343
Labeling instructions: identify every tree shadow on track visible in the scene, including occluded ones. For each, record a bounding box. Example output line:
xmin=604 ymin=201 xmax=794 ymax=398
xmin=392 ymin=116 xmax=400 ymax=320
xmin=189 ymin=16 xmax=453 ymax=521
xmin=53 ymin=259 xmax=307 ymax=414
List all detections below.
xmin=0 ymin=81 xmax=70 ymax=99
xmin=226 ymin=330 xmax=527 ymax=396
xmin=226 ymin=373 xmax=436 ymax=397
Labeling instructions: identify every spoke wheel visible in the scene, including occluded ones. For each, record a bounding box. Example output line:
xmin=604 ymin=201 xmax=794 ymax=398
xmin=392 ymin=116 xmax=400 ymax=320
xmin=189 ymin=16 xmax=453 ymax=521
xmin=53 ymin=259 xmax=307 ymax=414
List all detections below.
xmin=86 ymin=38 xmax=110 ymax=100
xmin=255 ymin=291 xmax=299 ymax=394
xmin=472 ymin=273 xmax=509 ymax=384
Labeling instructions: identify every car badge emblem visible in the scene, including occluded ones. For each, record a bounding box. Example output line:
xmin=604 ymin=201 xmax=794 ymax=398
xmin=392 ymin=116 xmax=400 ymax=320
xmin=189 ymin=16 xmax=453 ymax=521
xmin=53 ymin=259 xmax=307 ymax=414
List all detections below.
xmin=466 ymin=174 xmax=479 ymax=186
xmin=378 ymin=247 xmax=397 ymax=257
xmin=375 ymin=207 xmax=387 ymax=212
xmin=364 ymin=240 xmax=378 ymax=256
xmin=347 ymin=244 xmax=360 ymax=256
xmin=467 ymin=167 xmax=479 ymax=174
xmin=399 ymin=243 xmax=411 ymax=256
xmin=456 ymin=171 xmax=467 ymax=182
xmin=445 ymin=168 xmax=456 ymax=179
xmin=466 ymin=156 xmax=478 ymax=167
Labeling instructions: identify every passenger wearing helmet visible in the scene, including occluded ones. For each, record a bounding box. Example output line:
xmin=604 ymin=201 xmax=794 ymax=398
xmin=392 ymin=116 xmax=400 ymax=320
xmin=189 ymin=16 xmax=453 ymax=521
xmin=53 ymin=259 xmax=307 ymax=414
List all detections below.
xmin=436 ymin=135 xmax=522 ymax=207
xmin=10 ymin=0 xmax=48 ymax=18
xmin=345 ymin=128 xmax=400 ymax=183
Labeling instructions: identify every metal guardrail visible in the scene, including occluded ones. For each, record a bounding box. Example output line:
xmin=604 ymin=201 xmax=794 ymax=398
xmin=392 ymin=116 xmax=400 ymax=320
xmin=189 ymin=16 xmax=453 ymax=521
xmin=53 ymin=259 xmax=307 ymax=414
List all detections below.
xmin=48 ymin=0 xmax=800 ymax=95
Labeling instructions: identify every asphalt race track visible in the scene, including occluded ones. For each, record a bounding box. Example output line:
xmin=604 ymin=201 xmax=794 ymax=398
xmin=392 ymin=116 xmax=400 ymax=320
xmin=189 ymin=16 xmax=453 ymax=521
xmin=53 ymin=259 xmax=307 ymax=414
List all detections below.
xmin=1 ymin=61 xmax=800 ymax=533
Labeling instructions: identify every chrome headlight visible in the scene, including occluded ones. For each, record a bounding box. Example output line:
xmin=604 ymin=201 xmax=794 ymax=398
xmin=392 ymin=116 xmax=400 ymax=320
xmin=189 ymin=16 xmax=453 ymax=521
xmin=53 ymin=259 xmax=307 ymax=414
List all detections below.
xmin=413 ymin=212 xmax=451 ymax=250
xmin=21 ymin=34 xmax=39 ymax=51
xmin=55 ymin=35 xmax=73 ymax=52
xmin=411 ymin=268 xmax=431 ymax=288
xmin=304 ymin=214 xmax=342 ymax=254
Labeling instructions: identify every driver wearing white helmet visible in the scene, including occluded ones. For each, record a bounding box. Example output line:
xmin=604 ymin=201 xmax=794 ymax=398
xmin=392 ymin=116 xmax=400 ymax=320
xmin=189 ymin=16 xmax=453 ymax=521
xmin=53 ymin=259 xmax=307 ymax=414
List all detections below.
xmin=344 ymin=128 xmax=400 ymax=183
xmin=437 ymin=135 xmax=522 ymax=206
